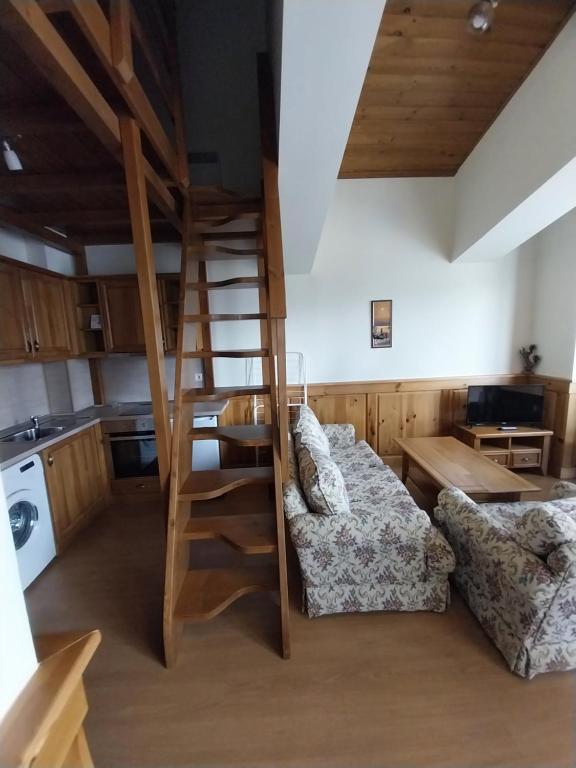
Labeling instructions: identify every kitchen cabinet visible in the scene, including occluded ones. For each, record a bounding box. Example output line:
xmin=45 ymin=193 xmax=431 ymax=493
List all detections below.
xmin=0 ymin=260 xmax=32 ymax=362
xmin=22 ymin=270 xmax=73 ymax=359
xmin=0 ymin=259 xmax=74 ymax=363
xmin=100 ymin=279 xmax=146 ymax=353
xmin=42 ymin=424 xmax=109 ymax=551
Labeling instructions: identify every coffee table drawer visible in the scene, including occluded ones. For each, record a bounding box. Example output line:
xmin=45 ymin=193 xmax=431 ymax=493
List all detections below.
xmin=510 ymin=448 xmax=541 ymax=468
xmin=482 ymin=451 xmax=509 ymax=466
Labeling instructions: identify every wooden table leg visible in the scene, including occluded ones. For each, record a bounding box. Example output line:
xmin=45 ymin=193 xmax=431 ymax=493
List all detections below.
xmin=401 ymin=452 xmax=410 ymax=484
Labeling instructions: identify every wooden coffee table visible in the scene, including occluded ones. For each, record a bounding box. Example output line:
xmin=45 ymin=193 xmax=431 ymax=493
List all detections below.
xmin=396 ymin=436 xmax=541 ymax=502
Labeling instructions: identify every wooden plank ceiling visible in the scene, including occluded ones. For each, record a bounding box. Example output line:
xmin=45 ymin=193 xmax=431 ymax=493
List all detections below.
xmin=340 ymin=0 xmax=575 ymax=178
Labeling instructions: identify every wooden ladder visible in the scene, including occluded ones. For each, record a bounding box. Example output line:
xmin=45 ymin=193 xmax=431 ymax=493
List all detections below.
xmin=163 ymin=193 xmax=290 ymax=665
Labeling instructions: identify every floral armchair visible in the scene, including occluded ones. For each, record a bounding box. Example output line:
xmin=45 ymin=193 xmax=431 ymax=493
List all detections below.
xmin=435 ymin=482 xmax=576 ymax=678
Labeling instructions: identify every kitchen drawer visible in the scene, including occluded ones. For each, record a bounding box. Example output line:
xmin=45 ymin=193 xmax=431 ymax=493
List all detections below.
xmin=110 ymin=476 xmax=160 ymax=495
xmin=510 ymin=448 xmax=541 ymax=468
xmin=482 ymin=451 xmax=509 ymax=466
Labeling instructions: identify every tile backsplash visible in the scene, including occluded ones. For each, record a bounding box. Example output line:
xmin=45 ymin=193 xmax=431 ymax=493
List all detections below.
xmin=0 ymin=359 xmax=94 ymax=431
xmin=100 ymin=356 xmax=177 ymax=402
xmin=0 ymin=364 xmax=50 ymax=430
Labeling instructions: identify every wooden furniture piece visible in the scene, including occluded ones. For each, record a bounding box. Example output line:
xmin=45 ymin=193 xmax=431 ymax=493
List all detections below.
xmin=453 ymin=424 xmax=553 ymax=476
xmin=41 ymin=424 xmax=110 ymax=552
xmin=0 ymin=259 xmax=74 ymax=363
xmin=396 ymin=436 xmax=541 ymax=503
xmin=163 ymin=56 xmax=290 ymax=666
xmin=0 ymin=630 xmax=100 ymax=768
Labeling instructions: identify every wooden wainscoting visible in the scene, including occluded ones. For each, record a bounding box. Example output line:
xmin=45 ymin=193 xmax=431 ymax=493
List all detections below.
xmin=216 ymin=374 xmax=576 ymax=479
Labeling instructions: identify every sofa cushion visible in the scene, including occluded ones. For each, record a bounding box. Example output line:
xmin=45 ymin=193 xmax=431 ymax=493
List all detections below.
xmin=293 ymin=404 xmax=331 ymax=455
xmin=514 ymin=504 xmax=576 ymax=557
xmin=298 ymin=445 xmax=351 ymax=516
xmin=330 ymin=440 xmax=383 ymax=474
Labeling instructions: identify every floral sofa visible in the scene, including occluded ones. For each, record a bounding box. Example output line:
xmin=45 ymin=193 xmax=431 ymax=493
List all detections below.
xmin=435 ymin=482 xmax=576 ymax=678
xmin=283 ymin=405 xmax=455 ymax=618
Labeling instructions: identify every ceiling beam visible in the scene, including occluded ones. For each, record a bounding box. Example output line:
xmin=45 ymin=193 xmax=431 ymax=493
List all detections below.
xmin=28 ymin=209 xmax=166 ymax=226
xmin=0 ymin=105 xmax=85 ymax=134
xmin=0 ymin=171 xmax=125 ymax=194
xmin=0 ymin=204 xmax=83 ymax=255
xmin=0 ymin=0 xmax=181 ymax=233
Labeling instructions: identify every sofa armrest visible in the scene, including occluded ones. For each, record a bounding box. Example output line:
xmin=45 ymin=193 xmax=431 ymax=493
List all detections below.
xmin=550 ymin=481 xmax=576 ymax=501
xmin=321 ymin=423 xmax=355 ymax=450
xmin=435 ymin=487 xmax=559 ymax=604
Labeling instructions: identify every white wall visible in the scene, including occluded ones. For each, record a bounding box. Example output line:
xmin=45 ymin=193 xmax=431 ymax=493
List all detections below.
xmin=0 ymin=474 xmax=37 ymax=723
xmin=99 ymin=357 xmax=178 ymax=402
xmin=278 ymin=0 xmax=386 ymax=273
xmin=452 ymin=14 xmax=576 ymax=263
xmin=284 ymin=179 xmax=534 ymax=383
xmin=85 ymin=243 xmax=180 ymax=275
xmin=530 ymin=209 xmax=576 ymax=379
xmin=0 ymin=227 xmax=76 ymax=275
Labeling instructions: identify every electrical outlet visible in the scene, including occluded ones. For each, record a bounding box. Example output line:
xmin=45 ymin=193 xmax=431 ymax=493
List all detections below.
xmin=194 ymin=372 xmax=204 ymax=384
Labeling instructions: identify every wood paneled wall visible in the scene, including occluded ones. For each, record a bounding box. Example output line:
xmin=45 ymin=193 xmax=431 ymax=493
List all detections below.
xmin=217 ymin=374 xmax=576 ymax=479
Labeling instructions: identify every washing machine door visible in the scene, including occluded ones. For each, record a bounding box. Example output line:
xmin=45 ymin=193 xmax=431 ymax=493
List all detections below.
xmin=9 ymin=499 xmax=39 ymax=550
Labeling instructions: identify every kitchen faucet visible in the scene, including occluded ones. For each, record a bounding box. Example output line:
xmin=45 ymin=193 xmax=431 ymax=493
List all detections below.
xmin=30 ymin=415 xmax=39 ymax=430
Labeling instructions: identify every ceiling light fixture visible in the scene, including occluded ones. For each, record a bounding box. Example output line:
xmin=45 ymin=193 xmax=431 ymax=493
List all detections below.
xmin=467 ymin=0 xmax=498 ymax=34
xmin=2 ymin=140 xmax=23 ymax=171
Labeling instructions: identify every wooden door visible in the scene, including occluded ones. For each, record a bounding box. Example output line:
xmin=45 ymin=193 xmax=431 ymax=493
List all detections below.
xmin=42 ymin=424 xmax=109 ymax=551
xmin=101 ymin=279 xmax=146 ymax=352
xmin=0 ymin=262 xmax=33 ymax=362
xmin=23 ymin=271 xmax=73 ymax=359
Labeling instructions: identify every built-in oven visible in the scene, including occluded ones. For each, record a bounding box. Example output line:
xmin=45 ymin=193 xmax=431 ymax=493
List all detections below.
xmin=102 ymin=417 xmax=159 ymax=479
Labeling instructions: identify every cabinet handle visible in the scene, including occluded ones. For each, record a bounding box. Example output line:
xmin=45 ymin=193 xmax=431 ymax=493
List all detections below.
xmin=26 ymin=339 xmax=32 ymax=353
xmin=33 ymin=340 xmax=40 ymax=352
xmin=136 ymin=483 xmax=145 ymax=489
xmin=47 ymin=454 xmax=54 ymax=466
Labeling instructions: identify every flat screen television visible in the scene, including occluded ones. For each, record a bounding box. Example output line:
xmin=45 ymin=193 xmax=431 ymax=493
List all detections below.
xmin=466 ymin=385 xmax=545 ymax=427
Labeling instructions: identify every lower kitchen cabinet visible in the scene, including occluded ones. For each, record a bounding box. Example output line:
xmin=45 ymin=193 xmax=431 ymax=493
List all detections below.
xmin=41 ymin=424 xmax=110 ymax=552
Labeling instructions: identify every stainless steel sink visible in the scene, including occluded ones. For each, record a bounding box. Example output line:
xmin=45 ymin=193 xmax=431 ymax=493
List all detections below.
xmin=1 ymin=426 xmax=65 ymax=443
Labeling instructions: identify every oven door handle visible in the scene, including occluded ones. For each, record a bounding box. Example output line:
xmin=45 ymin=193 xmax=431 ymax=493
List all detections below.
xmin=105 ymin=435 xmax=157 ymax=442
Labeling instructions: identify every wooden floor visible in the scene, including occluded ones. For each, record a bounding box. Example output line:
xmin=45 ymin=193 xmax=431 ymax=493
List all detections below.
xmin=24 ymin=470 xmax=576 ymax=768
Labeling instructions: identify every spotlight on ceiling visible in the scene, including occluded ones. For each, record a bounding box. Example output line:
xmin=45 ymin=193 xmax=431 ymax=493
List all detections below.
xmin=467 ymin=0 xmax=498 ymax=34
xmin=2 ymin=140 xmax=23 ymax=171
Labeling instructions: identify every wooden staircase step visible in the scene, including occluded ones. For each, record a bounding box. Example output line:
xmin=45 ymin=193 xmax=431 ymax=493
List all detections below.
xmin=179 ymin=466 xmax=274 ymax=501
xmin=175 ymin=566 xmax=278 ymax=621
xmin=183 ymin=514 xmax=277 ymax=554
xmin=187 ymin=245 xmax=263 ymax=260
xmin=200 ymin=229 xmax=262 ymax=242
xmin=184 ymin=313 xmax=266 ymax=322
xmin=183 ymin=385 xmax=270 ymax=402
xmin=186 ymin=277 xmax=264 ymax=290
xmin=183 ymin=348 xmax=270 ymax=359
xmin=189 ymin=424 xmax=272 ymax=447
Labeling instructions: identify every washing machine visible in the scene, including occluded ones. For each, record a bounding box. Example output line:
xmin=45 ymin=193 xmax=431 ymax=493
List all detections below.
xmin=3 ymin=454 xmax=56 ymax=590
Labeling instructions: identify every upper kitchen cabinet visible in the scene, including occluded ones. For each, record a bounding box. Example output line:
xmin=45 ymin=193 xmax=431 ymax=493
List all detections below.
xmin=21 ymin=270 xmax=74 ymax=360
xmin=0 ymin=260 xmax=32 ymax=362
xmin=0 ymin=259 xmax=73 ymax=363
xmin=100 ymin=279 xmax=146 ymax=353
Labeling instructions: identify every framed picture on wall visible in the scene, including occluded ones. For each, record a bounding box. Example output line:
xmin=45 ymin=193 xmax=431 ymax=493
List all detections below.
xmin=371 ymin=300 xmax=392 ymax=348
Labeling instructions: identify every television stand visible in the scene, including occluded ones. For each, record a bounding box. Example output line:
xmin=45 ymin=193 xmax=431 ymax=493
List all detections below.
xmin=453 ymin=424 xmax=553 ymax=475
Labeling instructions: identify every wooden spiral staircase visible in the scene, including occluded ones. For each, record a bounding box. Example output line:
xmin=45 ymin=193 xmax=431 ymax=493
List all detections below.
xmin=163 ymin=57 xmax=290 ymax=666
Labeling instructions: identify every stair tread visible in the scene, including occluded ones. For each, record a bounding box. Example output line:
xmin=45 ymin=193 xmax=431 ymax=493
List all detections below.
xmin=183 ymin=385 xmax=270 ymax=402
xmin=183 ymin=513 xmax=277 ymax=554
xmin=175 ymin=566 xmax=278 ymax=621
xmin=189 ymin=424 xmax=272 ymax=446
xmin=184 ymin=313 xmax=266 ymax=322
xmin=186 ymin=277 xmax=264 ymax=290
xmin=179 ymin=466 xmax=274 ymax=501
xmin=183 ymin=348 xmax=270 ymax=359
xmin=187 ymin=244 xmax=263 ymax=260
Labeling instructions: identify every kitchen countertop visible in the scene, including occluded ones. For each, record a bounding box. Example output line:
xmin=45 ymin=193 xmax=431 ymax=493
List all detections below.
xmin=0 ymin=400 xmax=229 ymax=471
